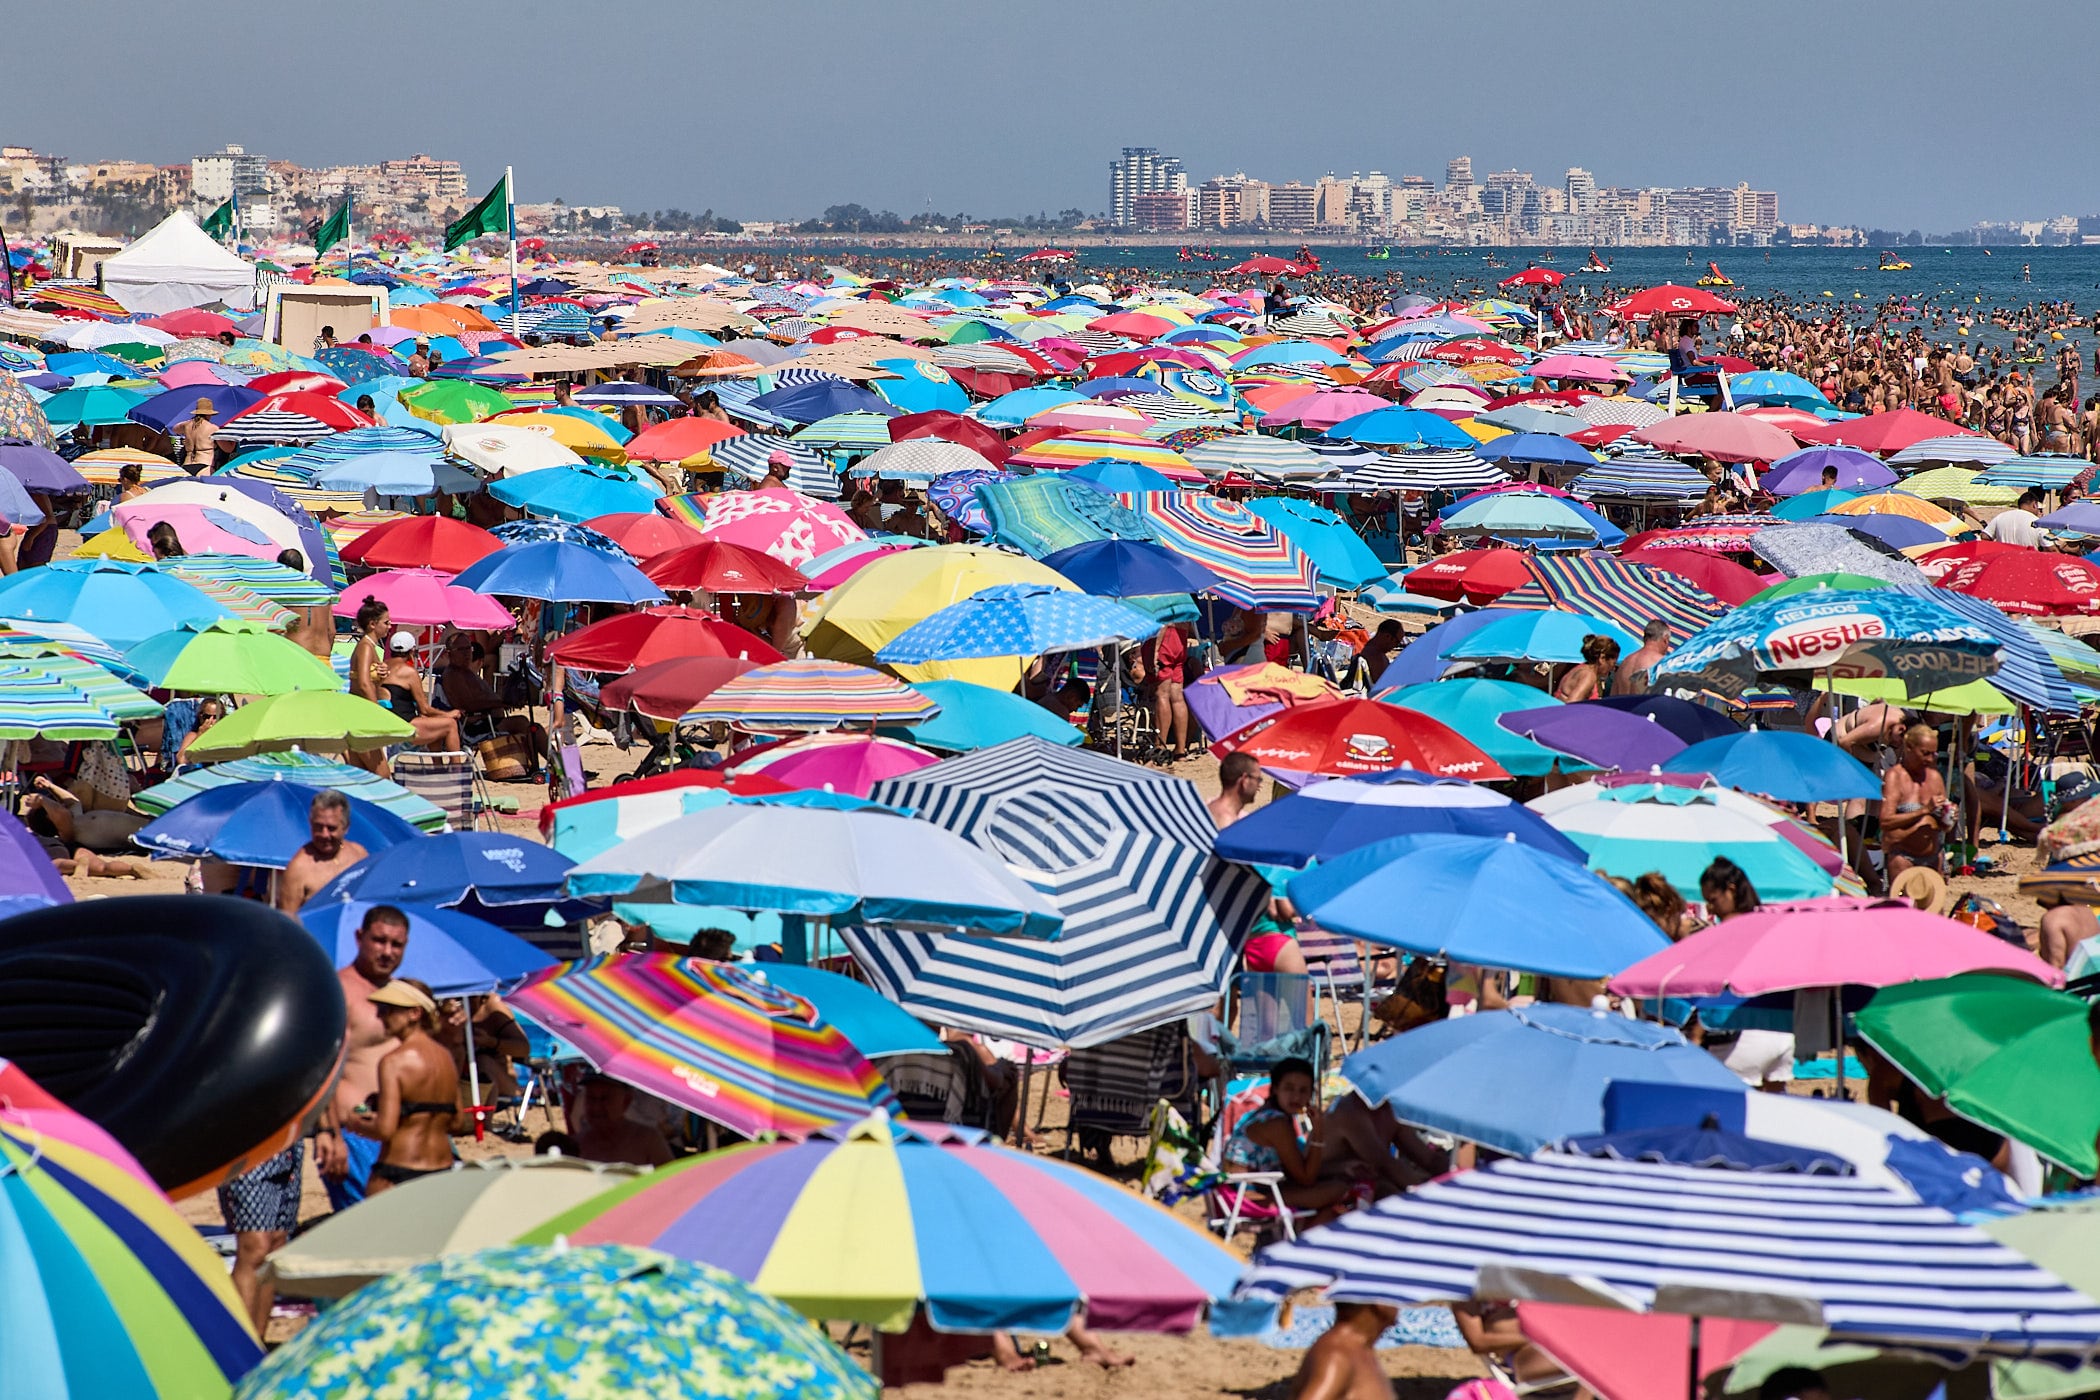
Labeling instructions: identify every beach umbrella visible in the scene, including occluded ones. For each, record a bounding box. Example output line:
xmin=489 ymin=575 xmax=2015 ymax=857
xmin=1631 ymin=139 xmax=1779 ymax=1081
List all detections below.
xmin=507 ymin=955 xmax=902 ymax=1135
xmin=186 ymin=690 xmax=412 ymax=762
xmin=1183 ymin=435 xmax=1331 ymax=481
xmin=1616 ymin=547 xmax=1767 ymax=607
xmin=875 ymin=582 xmax=1160 ymax=665
xmin=749 ymin=966 xmax=946 ymax=1059
xmin=1633 ymin=412 xmax=1799 ymax=464
xmin=1886 ymin=433 xmax=2018 ymax=468
xmin=486 ymin=410 xmax=631 ymax=460
xmin=1856 ymin=973 xmax=2100 ymax=1175
xmin=1474 ymin=432 xmax=1598 ymax=470
xmin=36 ymin=384 xmax=149 ymax=428
xmin=1289 ymin=833 xmax=1670 ymax=979
xmin=1402 ymin=548 xmax=1543 ymax=603
xmin=1230 ymin=1152 xmax=2100 ymax=1361
xmin=854 ymin=739 xmax=1268 ymax=1048
xmin=334 ymin=567 xmax=518 ymax=630
xmin=1499 ymin=701 xmax=1691 ymax=773
xmin=683 ymin=659 xmax=939 ymax=732
xmin=133 ymin=750 xmax=446 ymax=830
xmin=0 ymin=1060 xmax=264 ymax=1398
xmin=303 ymin=829 xmax=586 ymax=919
xmin=849 ymin=440 xmax=986 ymax=487
xmin=1037 ymin=539 xmax=1222 ymax=598
xmin=439 ymin=422 xmax=586 ymax=475
xmin=454 ymin=539 xmax=665 ymax=605
xmin=874 ymin=678 xmax=1085 ymax=753
xmin=1937 ymin=551 xmax=2100 ymax=616
xmin=232 ymin=1244 xmax=873 ymax=1400
xmin=134 ymin=781 xmax=424 ymax=868
xmin=622 ymin=418 xmax=746 ymax=466
xmin=1768 ymin=487 xmax=1864 ymax=521
xmin=0 ymin=557 xmax=231 ymax=648
xmin=521 ymin=1113 xmax=1242 ymax=1335
xmin=1437 ymin=609 xmax=1641 ymax=665
xmin=1064 ymin=457 xmax=1175 ymax=494
xmin=487 ymin=464 xmax=658 ymax=524
xmin=1439 ymin=489 xmax=1624 ymax=544
xmin=1121 ymin=492 xmax=1322 ymax=610
xmin=397 ymin=378 xmax=511 ymax=424
xmin=583 ymin=511 xmax=704 ymax=562
xmin=128 ymin=384 xmax=266 ymax=435
xmin=1245 ymin=497 xmax=1388 ymax=590
xmin=1532 ymin=781 xmax=1836 ymax=902
xmin=1612 ymin=284 xmax=1738 ymax=318
xmin=124 ymin=617 xmax=341 ymax=695
xmin=1228 ymin=696 xmax=1511 ymax=783
xmin=1664 ymin=728 xmax=1883 ymax=804
xmin=799 ymin=544 xmax=1072 ymax=689
xmin=1338 ymin=1004 xmax=1745 ymax=1155
xmin=1654 ymin=589 xmax=2001 ymax=703
xmin=1379 ymin=678 xmax=1595 ymax=778
xmin=163 ymin=554 xmax=334 ymax=608
xmin=599 ymin=656 xmax=762 ymax=722
xmin=1321 ymin=405 xmax=1475 ymax=448
xmin=0 ymin=442 xmax=90 ymax=495
xmin=312 ymin=449 xmax=479 ymax=496
xmin=0 ymin=810 xmax=72 ymax=918
xmin=546 ymin=606 xmax=781 ymax=673
xmin=260 ymin=1157 xmax=642 ymax=1301
xmin=1215 ymin=771 xmax=1583 ymax=867
xmin=661 ymin=487 xmax=866 ymax=569
xmin=304 ymin=897 xmax=553 ymax=998
xmin=643 ymin=540 xmax=808 ymax=595
xmin=723 ymin=733 xmax=940 ymax=799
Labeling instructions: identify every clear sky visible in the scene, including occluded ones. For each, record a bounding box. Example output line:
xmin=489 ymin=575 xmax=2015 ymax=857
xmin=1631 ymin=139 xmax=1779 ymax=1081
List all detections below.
xmin=15 ymin=0 xmax=2096 ymax=230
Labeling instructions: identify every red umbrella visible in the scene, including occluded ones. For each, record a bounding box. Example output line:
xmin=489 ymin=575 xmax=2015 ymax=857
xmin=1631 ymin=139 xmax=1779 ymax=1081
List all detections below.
xmin=145 ymin=308 xmax=239 ymax=338
xmin=536 ymin=765 xmax=786 ymax=836
xmin=1619 ymin=546 xmax=1768 ymax=605
xmin=228 ymin=391 xmax=373 ymax=430
xmin=1428 ymin=337 xmax=1524 ymax=365
xmin=625 ymin=417 xmax=745 ymax=463
xmin=546 ymin=605 xmax=784 ymax=672
xmin=598 ymin=656 xmax=767 ymax=722
xmin=1609 ymin=284 xmax=1739 ymax=318
xmin=1568 ymin=422 xmax=1637 ymax=449
xmin=1403 ymin=547 xmax=1545 ymax=603
xmin=1227 ymin=255 xmax=1301 ymax=276
xmin=1228 ymin=698 xmax=1510 ymax=781
xmin=644 ymin=541 xmax=809 ymax=594
xmin=1910 ymin=538 xmax=2028 ymax=583
xmin=1792 ymin=408 xmax=1979 ymax=455
xmin=339 ymin=516 xmax=501 ymax=573
xmin=946 ymin=367 xmax=1038 ymax=400
xmin=802 ymin=326 xmax=878 ymax=345
xmin=1708 ymin=354 xmax=1755 ymax=374
xmin=1498 ymin=267 xmax=1566 ymax=287
xmin=888 ymin=409 xmax=1009 ymax=465
xmin=584 ymin=511 xmax=705 ymax=561
xmin=1938 ymin=551 xmax=2100 ymax=615
xmin=245 ymin=370 xmax=349 ymax=396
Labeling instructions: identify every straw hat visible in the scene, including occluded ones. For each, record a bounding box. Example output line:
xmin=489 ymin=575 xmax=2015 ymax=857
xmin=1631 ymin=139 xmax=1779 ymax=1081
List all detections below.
xmin=193 ymin=397 xmax=218 ymax=417
xmin=1887 ymin=865 xmax=1948 ymax=915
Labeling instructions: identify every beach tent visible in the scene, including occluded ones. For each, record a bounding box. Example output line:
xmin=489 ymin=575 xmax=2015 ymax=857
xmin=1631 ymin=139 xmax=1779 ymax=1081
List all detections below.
xmin=98 ymin=210 xmax=258 ymax=313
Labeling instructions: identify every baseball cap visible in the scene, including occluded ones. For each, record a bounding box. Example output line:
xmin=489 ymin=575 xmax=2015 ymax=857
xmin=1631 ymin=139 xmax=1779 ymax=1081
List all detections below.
xmin=388 ymin=629 xmax=417 ymax=654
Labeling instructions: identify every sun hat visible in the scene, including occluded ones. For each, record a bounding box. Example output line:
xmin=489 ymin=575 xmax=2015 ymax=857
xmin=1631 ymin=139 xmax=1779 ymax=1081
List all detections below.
xmin=193 ymin=397 xmax=218 ymax=416
xmin=368 ymin=980 xmax=436 ymax=1014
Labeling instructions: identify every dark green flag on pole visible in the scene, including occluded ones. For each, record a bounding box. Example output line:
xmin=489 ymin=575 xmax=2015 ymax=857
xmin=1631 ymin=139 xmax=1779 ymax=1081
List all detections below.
xmin=201 ymin=197 xmax=237 ymax=240
xmin=312 ymin=197 xmax=351 ymax=255
xmin=445 ymin=172 xmax=510 ymax=252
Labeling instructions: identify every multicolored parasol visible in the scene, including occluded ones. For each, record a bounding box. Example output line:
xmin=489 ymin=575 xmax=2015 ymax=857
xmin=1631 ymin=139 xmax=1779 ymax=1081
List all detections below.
xmin=684 ymin=659 xmax=940 ymax=731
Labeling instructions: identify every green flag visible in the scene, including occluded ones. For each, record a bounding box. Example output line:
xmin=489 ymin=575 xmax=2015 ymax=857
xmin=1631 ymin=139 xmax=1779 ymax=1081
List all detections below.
xmin=313 ymin=197 xmax=351 ymax=255
xmin=445 ymin=172 xmax=510 ymax=252
xmin=200 ymin=197 xmax=237 ymax=240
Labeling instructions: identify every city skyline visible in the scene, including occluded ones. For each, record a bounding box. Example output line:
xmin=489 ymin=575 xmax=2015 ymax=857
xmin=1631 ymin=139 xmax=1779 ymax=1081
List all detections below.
xmin=4 ymin=0 xmax=2096 ymax=232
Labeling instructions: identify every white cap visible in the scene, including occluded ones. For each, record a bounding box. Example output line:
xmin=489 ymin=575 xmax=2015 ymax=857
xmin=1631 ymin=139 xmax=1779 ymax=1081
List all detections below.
xmin=388 ymin=629 xmax=417 ymax=654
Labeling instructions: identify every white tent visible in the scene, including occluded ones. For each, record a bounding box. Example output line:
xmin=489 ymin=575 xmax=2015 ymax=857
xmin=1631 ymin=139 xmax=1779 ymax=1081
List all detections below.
xmin=98 ymin=210 xmax=257 ymax=314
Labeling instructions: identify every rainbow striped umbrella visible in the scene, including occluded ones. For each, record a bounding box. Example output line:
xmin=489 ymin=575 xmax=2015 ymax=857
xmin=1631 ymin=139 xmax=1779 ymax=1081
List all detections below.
xmin=684 ymin=659 xmax=940 ymax=732
xmin=1005 ymin=429 xmax=1202 ymax=479
xmin=1119 ymin=491 xmax=1321 ymax=610
xmin=164 ymin=554 xmax=338 ymax=607
xmin=521 ymin=1113 xmax=1242 ymax=1334
xmin=0 ymin=1059 xmax=263 ymax=1397
xmin=0 ymin=665 xmax=125 ymax=739
xmin=506 ymin=956 xmax=900 ymax=1139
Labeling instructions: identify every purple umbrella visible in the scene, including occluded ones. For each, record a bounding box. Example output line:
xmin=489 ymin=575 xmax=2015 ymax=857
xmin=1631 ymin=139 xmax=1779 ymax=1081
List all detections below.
xmin=1500 ymin=702 xmax=1688 ymax=773
xmin=0 ymin=443 xmax=89 ymax=495
xmin=127 ymin=383 xmax=264 ymax=436
xmin=1187 ymin=661 xmax=1330 ymax=745
xmin=1763 ymin=446 xmax=1897 ymax=497
xmin=0 ymin=810 xmax=74 ymax=919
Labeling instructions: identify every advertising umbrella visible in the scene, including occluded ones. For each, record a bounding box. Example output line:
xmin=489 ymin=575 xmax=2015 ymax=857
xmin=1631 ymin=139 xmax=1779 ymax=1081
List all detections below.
xmin=304 ymin=830 xmax=589 ymax=919
xmin=1654 ymin=589 xmax=2001 ymax=703
xmin=1939 ymin=551 xmax=2100 ymax=616
xmin=135 ymin=781 xmax=424 ymax=868
xmin=643 ymin=540 xmax=808 ymax=595
xmin=1228 ymin=696 xmax=1511 ymax=783
xmin=1214 ymin=770 xmax=1585 ymax=866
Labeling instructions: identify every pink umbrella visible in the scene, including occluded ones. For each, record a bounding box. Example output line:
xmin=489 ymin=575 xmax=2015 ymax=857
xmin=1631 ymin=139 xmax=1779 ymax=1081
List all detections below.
xmin=1608 ymin=896 xmax=2064 ymax=998
xmin=1262 ymin=388 xmax=1391 ymax=429
xmin=334 ymin=567 xmax=518 ymax=630
xmin=804 ymin=541 xmax=917 ymax=590
xmin=723 ymin=733 xmax=940 ymax=798
xmin=117 ymin=502 xmax=284 ymax=561
xmin=1528 ymin=353 xmax=1631 ymax=383
xmin=683 ymin=487 xmax=867 ymax=568
xmin=1514 ymin=1305 xmax=1773 ymax=1400
xmin=157 ymin=360 xmax=251 ymax=388
xmin=1632 ymin=412 xmax=1800 ymax=464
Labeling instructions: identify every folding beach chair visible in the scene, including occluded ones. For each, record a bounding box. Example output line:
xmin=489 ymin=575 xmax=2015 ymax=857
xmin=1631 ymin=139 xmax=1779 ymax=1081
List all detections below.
xmin=1295 ymin=924 xmax=1374 ymax=1049
xmin=1217 ymin=971 xmax=1328 ymax=1081
xmin=1062 ymin=1022 xmax=1201 ymax=1167
xmin=1138 ymin=1090 xmax=1309 ymax=1243
xmin=389 ymin=750 xmax=491 ymax=832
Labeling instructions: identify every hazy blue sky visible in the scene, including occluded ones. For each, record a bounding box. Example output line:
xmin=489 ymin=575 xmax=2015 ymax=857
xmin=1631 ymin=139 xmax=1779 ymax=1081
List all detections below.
xmin=16 ymin=0 xmax=2097 ymax=229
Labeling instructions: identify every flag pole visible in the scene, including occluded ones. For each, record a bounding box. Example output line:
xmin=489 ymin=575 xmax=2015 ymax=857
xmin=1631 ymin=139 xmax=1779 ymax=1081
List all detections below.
xmin=0 ymin=205 xmax=13 ymax=307
xmin=505 ymin=167 xmax=520 ymax=336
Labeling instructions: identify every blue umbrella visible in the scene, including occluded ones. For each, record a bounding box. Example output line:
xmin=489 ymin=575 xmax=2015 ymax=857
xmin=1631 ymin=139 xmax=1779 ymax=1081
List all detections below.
xmin=0 ymin=466 xmax=47 ymax=526
xmin=876 ymin=583 xmax=1160 ymax=665
xmin=870 ymin=360 xmax=970 ymax=415
xmin=455 ymin=539 xmax=666 ymax=605
xmin=977 ymin=387 xmax=1087 ymax=426
xmin=1372 ymin=608 xmax=1510 ymax=688
xmin=1233 ymin=342 xmax=1350 ymax=369
xmin=0 ymin=443 xmax=89 ymax=495
xmin=1658 ymin=588 xmax=2002 ymax=700
xmin=1341 ymin=1003 xmax=1745 ymax=1155
xmin=572 ymin=381 xmax=682 ymax=409
xmin=44 ymin=350 xmax=136 ymax=378
xmin=1560 ymin=1119 xmax=1852 ymax=1174
xmin=488 ymin=464 xmax=660 ymax=523
xmin=1074 ymin=376 xmax=1161 ymax=399
xmin=487 ymin=519 xmax=633 ymax=560
xmin=314 ymin=450 xmax=481 ymax=496
xmin=0 ymin=559 xmax=229 ymax=648
xmin=299 ymin=899 xmax=556 ymax=997
xmin=1288 ymin=833 xmax=1671 ymax=980
xmin=1246 ymin=498 xmax=1388 ymax=589
xmin=1214 ymin=770 xmax=1586 ymax=867
xmin=756 ymin=964 xmax=944 ymax=1057
xmin=1435 ymin=609 xmax=1641 ymax=664
xmin=1806 ymin=512 xmax=1951 ymax=550
xmin=1587 ymin=694 xmax=1743 ymax=743
xmin=749 ymin=379 xmax=896 ymax=424
xmin=303 ymin=830 xmax=603 ymax=928
xmin=1661 ymin=727 xmax=1882 ymax=802
xmin=1039 ymin=540 xmax=1223 ymax=598
xmin=2038 ymin=500 xmax=2100 ymax=535
xmin=133 ymin=780 xmax=425 ymax=868
xmin=1440 ymin=490 xmax=1627 ymax=546
xmin=1769 ymin=487 xmax=1863 ymax=521
xmin=874 ymin=678 xmax=1084 ymax=752
xmin=1065 ymin=458 xmax=1175 ymax=494
xmin=1322 ymin=407 xmax=1474 ymax=449
xmin=1727 ymin=371 xmax=1834 ymax=409
xmin=1474 ymin=433 xmax=1597 ymax=469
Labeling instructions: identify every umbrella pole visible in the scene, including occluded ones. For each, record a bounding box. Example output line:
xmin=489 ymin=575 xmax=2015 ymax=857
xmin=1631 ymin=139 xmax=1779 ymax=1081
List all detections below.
xmin=1014 ymin=1054 xmax=1032 ymax=1148
xmin=1686 ymin=1315 xmax=1702 ymax=1400
xmin=464 ymin=1008 xmax=484 ymax=1139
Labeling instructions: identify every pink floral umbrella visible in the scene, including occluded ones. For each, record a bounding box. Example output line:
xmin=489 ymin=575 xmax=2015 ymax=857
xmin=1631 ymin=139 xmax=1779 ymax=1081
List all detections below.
xmin=666 ymin=487 xmax=867 ymax=569
xmin=333 ymin=567 xmax=518 ymax=631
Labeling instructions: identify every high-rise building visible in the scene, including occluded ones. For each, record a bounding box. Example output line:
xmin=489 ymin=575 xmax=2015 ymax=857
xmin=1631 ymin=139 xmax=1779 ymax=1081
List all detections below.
xmin=190 ymin=144 xmax=270 ymax=204
xmin=1129 ymin=190 xmax=1191 ymax=232
xmin=1480 ymin=169 xmax=1535 ymax=219
xmin=1564 ymin=167 xmax=1595 ymax=213
xmin=1195 ymin=173 xmax=1269 ymax=230
xmin=1109 ymin=146 xmax=1185 ymax=227
xmin=1267 ymin=181 xmax=1318 ymax=232
xmin=1444 ymin=156 xmax=1474 ymax=194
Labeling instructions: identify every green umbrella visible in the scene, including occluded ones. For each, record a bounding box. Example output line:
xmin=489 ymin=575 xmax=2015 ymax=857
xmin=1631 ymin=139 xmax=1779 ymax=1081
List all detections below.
xmin=400 ymin=379 xmax=511 ymax=425
xmin=186 ymin=689 xmax=411 ymax=762
xmin=125 ymin=618 xmax=342 ymax=696
xmin=263 ymin=1159 xmax=643 ymax=1300
xmin=1742 ymin=572 xmax=1897 ymax=606
xmin=1855 ymin=973 xmax=2100 ymax=1175
xmin=234 ymin=1244 xmax=875 ymax=1400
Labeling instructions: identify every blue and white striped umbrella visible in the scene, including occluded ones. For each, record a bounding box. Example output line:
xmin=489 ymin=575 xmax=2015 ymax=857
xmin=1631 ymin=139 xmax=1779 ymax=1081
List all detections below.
xmin=1889 ymin=434 xmax=2017 ymax=468
xmin=1570 ymin=454 xmax=1709 ymax=504
xmin=854 ymin=738 xmax=1269 ymax=1049
xmin=1656 ymin=589 xmax=2003 ymax=702
xmin=707 ymin=434 xmax=840 ymax=498
xmin=846 ymin=439 xmax=986 ymax=484
xmin=1976 ymin=454 xmax=2089 ymax=489
xmin=1342 ymin=449 xmax=1506 ymax=494
xmin=876 ymin=584 xmax=1159 ymax=665
xmin=1894 ymin=584 xmax=2079 ymax=714
xmin=1233 ymin=1153 xmax=2100 ymax=1360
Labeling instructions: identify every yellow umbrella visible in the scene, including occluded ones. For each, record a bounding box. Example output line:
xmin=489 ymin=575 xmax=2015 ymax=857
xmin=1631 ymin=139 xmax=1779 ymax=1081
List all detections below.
xmin=1895 ymin=467 xmax=2019 ymax=507
xmin=72 ymin=528 xmax=152 ymax=562
xmin=491 ymin=412 xmax=629 ymax=464
xmin=800 ymin=544 xmax=1077 ymax=690
xmin=1824 ymin=491 xmax=1964 ymax=529
xmin=1457 ymin=418 xmax=1512 ymax=443
xmin=72 ymin=448 xmax=183 ymax=487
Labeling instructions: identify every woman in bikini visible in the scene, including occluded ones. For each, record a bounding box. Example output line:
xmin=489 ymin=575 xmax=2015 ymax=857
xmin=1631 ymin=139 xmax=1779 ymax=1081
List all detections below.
xmin=354 ymin=978 xmax=463 ymax=1194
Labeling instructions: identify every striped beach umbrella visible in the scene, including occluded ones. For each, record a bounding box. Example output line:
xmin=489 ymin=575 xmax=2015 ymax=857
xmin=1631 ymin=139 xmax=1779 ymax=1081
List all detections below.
xmin=164 ymin=554 xmax=337 ymax=607
xmin=1888 ymin=434 xmax=2017 ymax=468
xmin=1182 ymin=434 xmax=1332 ymax=481
xmin=1120 ymin=491 xmax=1322 ymax=611
xmin=1340 ymin=448 xmax=1506 ymax=494
xmin=0 ymin=666 xmax=124 ymax=738
xmin=7 ymin=649 xmax=161 ymax=721
xmin=1977 ymin=454 xmax=2090 ymax=490
xmin=210 ymin=410 xmax=337 ymax=445
xmin=685 ymin=659 xmax=939 ymax=732
xmin=506 ymin=956 xmax=899 ymax=1138
xmin=521 ymin=1114 xmax=1242 ymax=1334
xmin=791 ymin=412 xmax=897 ymax=452
xmin=133 ymin=750 xmax=446 ymax=831
xmin=1570 ymin=455 xmax=1710 ymax=505
xmin=855 ymin=738 xmax=1269 ymax=1049
xmin=0 ymin=1060 xmax=263 ymax=1397
xmin=705 ymin=436 xmax=840 ymax=498
xmin=1005 ymin=429 xmax=1200 ymax=479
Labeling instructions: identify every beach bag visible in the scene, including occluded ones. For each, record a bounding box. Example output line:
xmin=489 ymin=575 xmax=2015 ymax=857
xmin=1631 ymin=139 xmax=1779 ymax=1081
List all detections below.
xmin=476 ymin=732 xmax=534 ymax=782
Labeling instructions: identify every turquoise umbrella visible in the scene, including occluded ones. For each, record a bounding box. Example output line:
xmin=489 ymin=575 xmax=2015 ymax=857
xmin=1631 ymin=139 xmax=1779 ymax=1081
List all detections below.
xmin=1380 ymin=678 xmax=1590 ymax=778
xmin=1770 ymin=487 xmax=1863 ymax=521
xmin=1248 ymin=497 xmax=1388 ymax=589
xmin=38 ymin=384 xmax=148 ymax=427
xmin=1436 ymin=609 xmax=1641 ymax=665
xmin=489 ymin=465 xmax=660 ymax=524
xmin=876 ymin=678 xmax=1085 ymax=752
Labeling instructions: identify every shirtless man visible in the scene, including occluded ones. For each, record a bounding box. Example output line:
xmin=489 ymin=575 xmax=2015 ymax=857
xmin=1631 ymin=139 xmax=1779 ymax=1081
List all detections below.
xmin=178 ymin=398 xmax=220 ymax=474
xmin=1290 ymin=1302 xmax=1399 ymax=1400
xmin=1612 ymin=619 xmax=1672 ymax=696
xmin=277 ymin=790 xmax=369 ymax=913
xmin=1208 ymin=751 xmax=1263 ymax=828
xmin=2033 ymin=891 xmax=2099 ymax=971
xmin=1880 ymin=722 xmax=1951 ymax=879
xmin=314 ymin=903 xmax=410 ymax=1209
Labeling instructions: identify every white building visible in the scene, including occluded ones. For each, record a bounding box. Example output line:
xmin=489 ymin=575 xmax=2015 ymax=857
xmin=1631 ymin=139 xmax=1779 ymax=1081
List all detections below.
xmin=1109 ymin=147 xmax=1187 ymax=228
xmin=191 ymin=145 xmax=270 ymax=204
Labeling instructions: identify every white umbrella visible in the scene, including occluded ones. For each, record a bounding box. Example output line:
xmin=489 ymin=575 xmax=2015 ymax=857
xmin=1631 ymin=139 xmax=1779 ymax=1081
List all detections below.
xmin=440 ymin=422 xmax=585 ymax=476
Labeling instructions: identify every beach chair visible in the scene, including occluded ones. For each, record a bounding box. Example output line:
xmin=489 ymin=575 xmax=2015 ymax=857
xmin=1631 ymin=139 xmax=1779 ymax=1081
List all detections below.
xmin=1062 ymin=1022 xmax=1201 ymax=1167
xmin=1218 ymin=971 xmax=1328 ymax=1081
xmin=880 ymin=1044 xmax=996 ymax=1131
xmin=1139 ymin=1090 xmax=1309 ymax=1243
xmin=389 ymin=750 xmax=491 ymax=832
xmin=1295 ymin=924 xmax=1374 ymax=1048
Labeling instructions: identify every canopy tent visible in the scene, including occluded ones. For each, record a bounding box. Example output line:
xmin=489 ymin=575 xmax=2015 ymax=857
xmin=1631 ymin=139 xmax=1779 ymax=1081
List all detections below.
xmin=97 ymin=210 xmax=258 ymax=314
